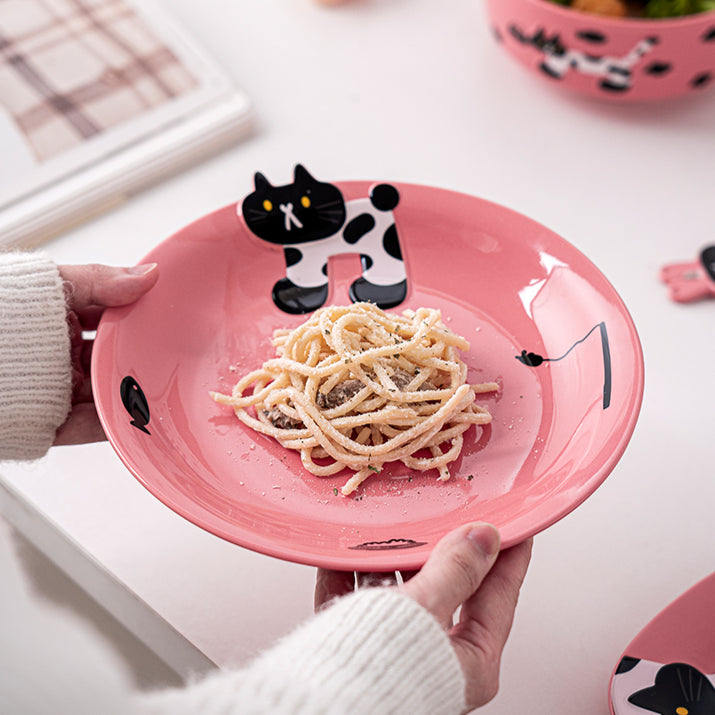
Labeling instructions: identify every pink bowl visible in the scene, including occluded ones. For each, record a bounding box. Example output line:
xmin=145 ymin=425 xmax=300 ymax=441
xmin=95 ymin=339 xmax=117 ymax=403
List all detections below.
xmin=485 ymin=0 xmax=715 ymax=102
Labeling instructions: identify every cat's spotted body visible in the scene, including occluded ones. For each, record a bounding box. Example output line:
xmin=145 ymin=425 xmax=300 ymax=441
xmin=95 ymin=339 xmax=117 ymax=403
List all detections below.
xmin=509 ymin=25 xmax=658 ymax=91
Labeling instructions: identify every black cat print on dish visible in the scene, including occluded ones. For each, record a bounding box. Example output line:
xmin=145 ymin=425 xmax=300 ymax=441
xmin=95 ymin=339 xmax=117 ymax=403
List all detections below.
xmin=508 ymin=25 xmax=658 ymax=92
xmin=240 ymin=164 xmax=407 ymax=314
xmin=611 ymin=658 xmax=715 ymax=715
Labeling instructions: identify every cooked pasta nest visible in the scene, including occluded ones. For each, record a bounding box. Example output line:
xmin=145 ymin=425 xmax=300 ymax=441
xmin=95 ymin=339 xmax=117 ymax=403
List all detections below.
xmin=210 ymin=302 xmax=497 ymax=495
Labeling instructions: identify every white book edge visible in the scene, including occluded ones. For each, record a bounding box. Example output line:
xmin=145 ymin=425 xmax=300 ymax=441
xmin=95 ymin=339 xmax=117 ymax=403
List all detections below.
xmin=0 ymin=0 xmax=255 ymax=249
xmin=0 ymin=93 xmax=254 ymax=249
xmin=0 ymin=477 xmax=217 ymax=677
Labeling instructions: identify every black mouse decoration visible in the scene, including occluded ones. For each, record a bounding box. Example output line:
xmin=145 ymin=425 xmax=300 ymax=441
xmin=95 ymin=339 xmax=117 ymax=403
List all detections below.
xmin=516 ymin=321 xmax=611 ymax=409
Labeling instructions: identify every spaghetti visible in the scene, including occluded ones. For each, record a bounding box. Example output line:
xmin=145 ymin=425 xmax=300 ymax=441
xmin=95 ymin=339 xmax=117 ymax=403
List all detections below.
xmin=210 ymin=303 xmax=497 ymax=495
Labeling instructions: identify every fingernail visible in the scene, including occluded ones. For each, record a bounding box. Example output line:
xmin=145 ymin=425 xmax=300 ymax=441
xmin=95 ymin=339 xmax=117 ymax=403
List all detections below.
xmin=127 ymin=263 xmax=157 ymax=276
xmin=467 ymin=523 xmax=500 ymax=557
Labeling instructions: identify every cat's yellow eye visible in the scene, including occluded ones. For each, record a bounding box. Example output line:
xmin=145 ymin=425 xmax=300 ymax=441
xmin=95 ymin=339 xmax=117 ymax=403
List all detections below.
xmin=300 ymin=195 xmax=311 ymax=208
xmin=676 ymin=708 xmax=689 ymax=715
xmin=263 ymin=199 xmax=273 ymax=212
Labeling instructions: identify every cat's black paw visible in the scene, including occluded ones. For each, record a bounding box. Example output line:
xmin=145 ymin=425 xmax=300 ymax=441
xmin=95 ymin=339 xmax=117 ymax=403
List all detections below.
xmin=539 ymin=62 xmax=563 ymax=80
xmin=272 ymin=278 xmax=329 ymax=314
xmin=600 ymin=80 xmax=630 ymax=92
xmin=349 ymin=277 xmax=407 ymax=309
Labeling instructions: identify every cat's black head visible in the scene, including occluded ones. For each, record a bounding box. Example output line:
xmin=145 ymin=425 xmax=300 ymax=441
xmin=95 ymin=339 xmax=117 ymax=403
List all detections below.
xmin=534 ymin=30 xmax=566 ymax=56
xmin=241 ymin=164 xmax=346 ymax=246
xmin=629 ymin=663 xmax=715 ymax=714
xmin=701 ymin=244 xmax=715 ymax=282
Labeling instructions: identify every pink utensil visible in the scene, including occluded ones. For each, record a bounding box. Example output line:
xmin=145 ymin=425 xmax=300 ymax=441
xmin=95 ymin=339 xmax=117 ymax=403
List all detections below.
xmin=661 ymin=245 xmax=715 ymax=303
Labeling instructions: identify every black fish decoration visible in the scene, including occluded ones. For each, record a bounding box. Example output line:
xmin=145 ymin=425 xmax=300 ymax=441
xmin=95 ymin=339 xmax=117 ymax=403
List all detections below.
xmin=120 ymin=376 xmax=150 ymax=435
xmin=349 ymin=538 xmax=427 ymax=551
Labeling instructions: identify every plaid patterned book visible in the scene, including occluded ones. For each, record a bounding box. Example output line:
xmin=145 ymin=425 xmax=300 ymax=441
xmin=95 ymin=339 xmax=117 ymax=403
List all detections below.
xmin=0 ymin=0 xmax=253 ymax=247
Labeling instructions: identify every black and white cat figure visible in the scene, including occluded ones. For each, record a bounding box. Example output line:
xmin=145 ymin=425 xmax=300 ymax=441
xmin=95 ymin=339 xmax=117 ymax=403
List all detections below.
xmin=241 ymin=165 xmax=407 ymax=314
xmin=509 ymin=25 xmax=658 ymax=92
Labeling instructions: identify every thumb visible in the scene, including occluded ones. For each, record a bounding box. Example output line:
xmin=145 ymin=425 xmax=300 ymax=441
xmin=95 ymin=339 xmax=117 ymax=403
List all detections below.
xmin=401 ymin=523 xmax=501 ymax=628
xmin=54 ymin=403 xmax=106 ymax=446
xmin=60 ymin=263 xmax=159 ymax=311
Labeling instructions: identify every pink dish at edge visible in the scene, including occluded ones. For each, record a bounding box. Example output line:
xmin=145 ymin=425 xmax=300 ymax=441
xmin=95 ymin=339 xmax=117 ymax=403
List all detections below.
xmin=609 ymin=570 xmax=715 ymax=713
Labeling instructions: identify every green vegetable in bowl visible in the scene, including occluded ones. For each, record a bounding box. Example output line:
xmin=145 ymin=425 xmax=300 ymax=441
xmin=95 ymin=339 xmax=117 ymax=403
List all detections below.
xmin=546 ymin=0 xmax=715 ymax=16
xmin=645 ymin=0 xmax=711 ymax=16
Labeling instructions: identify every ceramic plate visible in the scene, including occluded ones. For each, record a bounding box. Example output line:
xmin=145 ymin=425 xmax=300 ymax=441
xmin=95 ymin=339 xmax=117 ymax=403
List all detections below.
xmin=92 ymin=176 xmax=644 ymax=570
xmin=609 ymin=571 xmax=715 ymax=714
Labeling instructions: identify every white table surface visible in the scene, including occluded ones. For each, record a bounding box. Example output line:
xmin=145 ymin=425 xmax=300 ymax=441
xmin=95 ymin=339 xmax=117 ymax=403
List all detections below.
xmin=1 ymin=1 xmax=715 ymax=713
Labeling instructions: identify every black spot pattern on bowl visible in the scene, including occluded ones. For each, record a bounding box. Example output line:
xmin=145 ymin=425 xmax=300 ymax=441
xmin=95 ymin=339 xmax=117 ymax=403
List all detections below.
xmin=644 ymin=62 xmax=672 ymax=76
xmin=576 ymin=29 xmax=607 ymax=44
xmin=691 ymin=71 xmax=713 ymax=89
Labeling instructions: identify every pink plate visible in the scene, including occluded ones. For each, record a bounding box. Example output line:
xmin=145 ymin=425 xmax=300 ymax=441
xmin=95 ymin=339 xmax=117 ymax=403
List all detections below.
xmin=92 ymin=180 xmax=644 ymax=571
xmin=609 ymin=571 xmax=715 ymax=714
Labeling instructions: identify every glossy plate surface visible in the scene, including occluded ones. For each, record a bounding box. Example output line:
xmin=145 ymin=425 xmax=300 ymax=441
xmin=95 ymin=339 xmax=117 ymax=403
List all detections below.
xmin=92 ymin=182 xmax=644 ymax=570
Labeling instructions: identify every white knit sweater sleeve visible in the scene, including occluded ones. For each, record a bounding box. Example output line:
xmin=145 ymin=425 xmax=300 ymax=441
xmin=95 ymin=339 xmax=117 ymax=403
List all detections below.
xmin=136 ymin=587 xmax=466 ymax=715
xmin=0 ymin=252 xmax=72 ymax=460
xmin=0 ymin=253 xmax=467 ymax=714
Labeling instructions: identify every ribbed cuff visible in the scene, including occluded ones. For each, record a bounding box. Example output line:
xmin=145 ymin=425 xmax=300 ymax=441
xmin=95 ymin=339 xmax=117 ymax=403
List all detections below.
xmin=0 ymin=252 xmax=72 ymax=460
xmin=137 ymin=588 xmax=466 ymax=715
